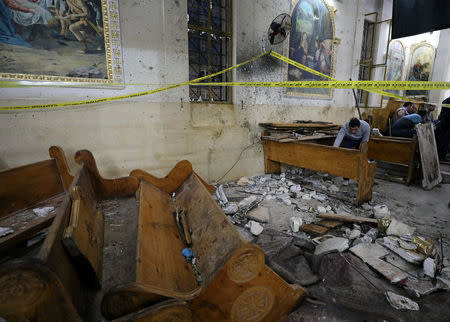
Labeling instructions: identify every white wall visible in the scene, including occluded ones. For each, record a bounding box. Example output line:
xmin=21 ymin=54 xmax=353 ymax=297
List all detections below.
xmin=3 ymin=0 xmax=445 ymax=181
xmin=362 ymin=0 xmax=449 ymax=109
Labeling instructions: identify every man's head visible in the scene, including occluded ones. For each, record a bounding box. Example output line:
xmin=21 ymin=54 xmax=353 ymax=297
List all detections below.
xmin=425 ymin=104 xmax=435 ymax=112
xmin=417 ymin=109 xmax=427 ymax=122
xmin=349 ymin=117 xmax=360 ymax=134
xmin=404 ymin=102 xmax=417 ymax=114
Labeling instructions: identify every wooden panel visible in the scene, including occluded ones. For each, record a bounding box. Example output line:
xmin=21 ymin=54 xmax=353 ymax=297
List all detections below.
xmin=416 ymin=123 xmax=442 ymax=189
xmin=0 ymin=193 xmax=65 ymax=253
xmin=317 ymin=220 xmax=343 ymax=228
xmin=111 ymin=300 xmax=191 ymax=322
xmin=137 ymin=181 xmax=197 ymax=293
xmin=368 ymin=137 xmax=415 ymax=165
xmin=37 ymin=168 xmax=96 ymax=318
xmin=318 ymin=213 xmax=378 ymax=224
xmin=0 ymin=159 xmax=63 ymax=216
xmin=263 ymin=142 xmax=281 ymax=174
xmin=74 ymin=149 xmax=139 ymax=198
xmin=264 ymin=140 xmax=360 ymax=179
xmin=371 ymin=99 xmax=404 ymax=134
xmin=101 ymin=282 xmax=167 ymax=320
xmin=407 ymin=137 xmax=420 ymax=185
xmin=0 ymin=259 xmax=82 ymax=321
xmin=130 ymin=160 xmax=215 ymax=194
xmin=49 ymin=146 xmax=74 ymax=190
xmin=175 ymin=174 xmax=243 ymax=286
xmin=357 ymin=143 xmax=377 ymax=205
xmin=300 ymin=224 xmax=328 ymax=235
xmin=189 ymin=254 xmax=306 ymax=321
xmin=62 ymin=184 xmax=104 ymax=288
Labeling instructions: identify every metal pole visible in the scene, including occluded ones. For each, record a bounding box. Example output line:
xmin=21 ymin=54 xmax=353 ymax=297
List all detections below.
xmin=350 ymin=78 xmax=362 ymax=119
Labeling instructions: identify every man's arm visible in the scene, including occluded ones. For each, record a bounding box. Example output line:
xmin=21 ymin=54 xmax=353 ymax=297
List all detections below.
xmin=362 ymin=122 xmax=370 ymax=142
xmin=333 ymin=126 xmax=346 ymax=147
xmin=397 ymin=109 xmax=406 ymax=119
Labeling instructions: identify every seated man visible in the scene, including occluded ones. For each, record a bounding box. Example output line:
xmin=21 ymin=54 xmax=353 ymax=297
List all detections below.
xmin=391 ymin=110 xmax=426 ymax=138
xmin=333 ymin=117 xmax=370 ymax=149
xmin=422 ymin=103 xmax=436 ymax=123
xmin=392 ymin=102 xmax=417 ymax=123
xmin=435 ymin=97 xmax=450 ymax=161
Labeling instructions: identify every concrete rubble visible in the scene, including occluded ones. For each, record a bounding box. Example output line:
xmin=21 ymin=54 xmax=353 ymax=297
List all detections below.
xmin=379 ymin=236 xmax=425 ymax=264
xmin=246 ymin=220 xmax=264 ymax=236
xmin=32 ymin=206 xmax=55 ymax=217
xmin=314 ymin=237 xmax=349 ymax=255
xmin=213 ymin=165 xmax=448 ymax=315
xmin=0 ymin=227 xmax=14 ymax=237
xmin=386 ymin=218 xmax=416 ymax=236
xmin=373 ymin=204 xmax=391 ymax=219
xmin=386 ymin=291 xmax=420 ymax=311
xmin=289 ymin=217 xmax=302 ymax=233
xmin=246 ymin=206 xmax=270 ymax=223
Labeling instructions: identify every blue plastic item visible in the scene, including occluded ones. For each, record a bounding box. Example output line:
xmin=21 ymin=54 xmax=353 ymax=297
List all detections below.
xmin=182 ymin=248 xmax=195 ymax=262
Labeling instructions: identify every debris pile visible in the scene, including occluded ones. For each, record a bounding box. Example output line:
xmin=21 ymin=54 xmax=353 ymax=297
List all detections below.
xmin=214 ymin=166 xmax=449 ymax=315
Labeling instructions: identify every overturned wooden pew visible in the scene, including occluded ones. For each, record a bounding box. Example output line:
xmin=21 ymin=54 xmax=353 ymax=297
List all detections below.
xmin=0 ymin=149 xmax=139 ymax=321
xmin=0 ymin=146 xmax=73 ymax=254
xmin=101 ymin=164 xmax=306 ymax=321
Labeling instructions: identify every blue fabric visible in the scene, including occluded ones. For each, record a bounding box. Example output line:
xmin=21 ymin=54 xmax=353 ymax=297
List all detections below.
xmin=391 ymin=127 xmax=415 ymax=138
xmin=391 ymin=117 xmax=417 ymax=138
xmin=342 ymin=137 xmax=362 ymax=149
xmin=0 ymin=1 xmax=31 ymax=48
xmin=403 ymin=113 xmax=422 ymax=124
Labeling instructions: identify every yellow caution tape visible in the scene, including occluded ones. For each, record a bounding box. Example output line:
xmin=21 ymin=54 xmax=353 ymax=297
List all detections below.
xmin=1 ymin=50 xmax=449 ymax=110
xmin=0 ymin=51 xmax=270 ymax=110
xmin=269 ymin=51 xmax=450 ymax=108
xmin=194 ymin=81 xmax=450 ymax=90
xmin=0 ymin=81 xmax=177 ymax=88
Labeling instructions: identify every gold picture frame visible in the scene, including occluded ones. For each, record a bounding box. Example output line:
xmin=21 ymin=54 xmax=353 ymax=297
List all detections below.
xmin=0 ymin=0 xmax=123 ymax=84
xmin=405 ymin=41 xmax=436 ymax=99
xmin=284 ymin=0 xmax=336 ymax=98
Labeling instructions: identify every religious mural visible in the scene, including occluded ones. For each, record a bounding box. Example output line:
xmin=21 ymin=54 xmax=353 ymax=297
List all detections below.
xmin=405 ymin=42 xmax=435 ymax=98
xmin=0 ymin=0 xmax=123 ymax=83
xmin=287 ymin=0 xmax=334 ymax=97
xmin=384 ymin=40 xmax=405 ymax=98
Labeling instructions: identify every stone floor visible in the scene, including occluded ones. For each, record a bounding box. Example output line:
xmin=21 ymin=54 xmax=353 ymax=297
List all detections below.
xmin=216 ymin=165 xmax=450 ymax=321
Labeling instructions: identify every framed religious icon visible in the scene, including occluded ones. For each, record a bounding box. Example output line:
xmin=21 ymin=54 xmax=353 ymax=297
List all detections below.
xmin=380 ymin=39 xmax=405 ymax=106
xmin=384 ymin=40 xmax=405 ymax=97
xmin=286 ymin=0 xmax=335 ymax=98
xmin=0 ymin=0 xmax=124 ymax=83
xmin=405 ymin=42 xmax=436 ymax=99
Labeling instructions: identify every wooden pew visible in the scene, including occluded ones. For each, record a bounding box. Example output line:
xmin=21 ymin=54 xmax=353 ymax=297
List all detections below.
xmin=0 ymin=146 xmax=73 ymax=254
xmin=101 ymin=172 xmax=306 ymax=321
xmin=371 ymin=98 xmax=425 ymax=135
xmin=292 ymin=135 xmax=420 ymax=185
xmin=0 ymin=149 xmax=139 ymax=321
xmin=130 ymin=160 xmax=215 ymax=194
xmin=367 ymin=136 xmax=419 ymax=185
xmin=263 ymin=139 xmax=376 ymax=205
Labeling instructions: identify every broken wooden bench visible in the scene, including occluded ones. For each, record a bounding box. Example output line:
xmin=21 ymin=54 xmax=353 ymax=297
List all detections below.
xmin=262 ymin=138 xmax=377 ymax=205
xmin=101 ymin=170 xmax=306 ymax=321
xmin=0 ymin=149 xmax=139 ymax=321
xmin=0 ymin=146 xmax=73 ymax=254
xmin=367 ymin=136 xmax=419 ymax=185
xmin=295 ymin=134 xmax=420 ymax=185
